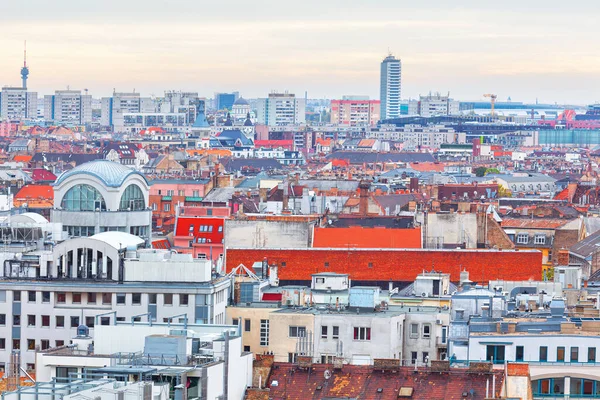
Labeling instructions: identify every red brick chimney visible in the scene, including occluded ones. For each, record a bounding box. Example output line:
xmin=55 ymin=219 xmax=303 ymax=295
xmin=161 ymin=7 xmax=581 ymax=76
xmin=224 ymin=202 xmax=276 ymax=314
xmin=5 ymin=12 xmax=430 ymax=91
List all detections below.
xmin=557 ymin=249 xmax=569 ymax=266
xmin=358 ymin=181 xmax=370 ymax=216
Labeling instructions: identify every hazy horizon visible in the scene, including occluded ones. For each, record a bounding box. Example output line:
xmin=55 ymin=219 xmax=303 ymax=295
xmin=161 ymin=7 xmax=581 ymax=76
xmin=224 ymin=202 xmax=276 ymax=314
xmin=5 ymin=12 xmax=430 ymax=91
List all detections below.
xmin=1 ymin=0 xmax=599 ymax=104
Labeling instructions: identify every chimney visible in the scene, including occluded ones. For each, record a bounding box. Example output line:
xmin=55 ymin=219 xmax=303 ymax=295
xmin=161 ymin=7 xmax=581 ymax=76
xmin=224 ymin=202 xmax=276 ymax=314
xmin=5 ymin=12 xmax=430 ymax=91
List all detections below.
xmin=358 ymin=181 xmax=370 ymax=216
xmin=409 ymin=177 xmax=419 ymax=192
xmin=557 ymin=249 xmax=569 ymax=266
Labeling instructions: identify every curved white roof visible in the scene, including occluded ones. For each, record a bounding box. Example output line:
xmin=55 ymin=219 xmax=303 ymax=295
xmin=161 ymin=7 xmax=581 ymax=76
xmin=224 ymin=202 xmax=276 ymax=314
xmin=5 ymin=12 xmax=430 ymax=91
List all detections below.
xmin=90 ymin=231 xmax=145 ymax=250
xmin=55 ymin=160 xmax=147 ymax=188
xmin=12 ymin=212 xmax=49 ymax=224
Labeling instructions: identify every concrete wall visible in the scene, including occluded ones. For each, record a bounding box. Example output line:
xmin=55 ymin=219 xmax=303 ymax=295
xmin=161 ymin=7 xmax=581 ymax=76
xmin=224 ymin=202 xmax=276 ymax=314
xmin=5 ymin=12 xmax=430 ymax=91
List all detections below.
xmin=269 ymin=312 xmax=315 ymax=363
xmin=416 ymin=212 xmax=478 ymax=249
xmin=224 ymin=220 xmax=312 ymax=249
xmin=226 ymin=306 xmax=279 ymax=354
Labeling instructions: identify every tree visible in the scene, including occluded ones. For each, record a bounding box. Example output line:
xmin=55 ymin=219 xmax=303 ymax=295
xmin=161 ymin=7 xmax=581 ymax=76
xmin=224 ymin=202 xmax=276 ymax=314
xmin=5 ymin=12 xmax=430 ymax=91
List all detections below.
xmin=474 ymin=167 xmax=487 ymax=177
xmin=484 ymin=168 xmax=500 ymax=175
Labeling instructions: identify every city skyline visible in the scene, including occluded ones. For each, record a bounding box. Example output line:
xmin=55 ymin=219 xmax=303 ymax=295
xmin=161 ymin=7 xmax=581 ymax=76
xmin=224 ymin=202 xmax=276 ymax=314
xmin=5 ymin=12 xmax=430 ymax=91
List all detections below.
xmin=1 ymin=1 xmax=600 ymax=104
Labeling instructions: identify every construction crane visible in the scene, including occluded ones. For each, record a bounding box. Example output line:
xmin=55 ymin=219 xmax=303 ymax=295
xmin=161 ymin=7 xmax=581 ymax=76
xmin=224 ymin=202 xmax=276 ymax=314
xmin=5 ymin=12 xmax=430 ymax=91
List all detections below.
xmin=483 ymin=94 xmax=498 ymax=117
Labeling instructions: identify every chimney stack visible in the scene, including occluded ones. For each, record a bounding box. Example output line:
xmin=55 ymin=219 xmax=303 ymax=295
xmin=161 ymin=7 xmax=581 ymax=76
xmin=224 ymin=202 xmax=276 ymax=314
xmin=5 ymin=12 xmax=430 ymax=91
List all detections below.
xmin=358 ymin=181 xmax=370 ymax=216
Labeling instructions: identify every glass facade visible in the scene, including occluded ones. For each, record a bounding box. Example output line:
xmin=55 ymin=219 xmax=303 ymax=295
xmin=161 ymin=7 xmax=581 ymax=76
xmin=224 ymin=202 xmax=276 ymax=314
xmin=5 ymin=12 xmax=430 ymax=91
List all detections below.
xmin=119 ymin=184 xmax=145 ymax=211
xmin=61 ymin=184 xmax=106 ymax=211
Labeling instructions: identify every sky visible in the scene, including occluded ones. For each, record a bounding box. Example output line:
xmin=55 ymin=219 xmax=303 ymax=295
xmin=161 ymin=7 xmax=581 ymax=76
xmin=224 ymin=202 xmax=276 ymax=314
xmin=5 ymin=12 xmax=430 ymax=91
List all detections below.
xmin=1 ymin=0 xmax=600 ymax=104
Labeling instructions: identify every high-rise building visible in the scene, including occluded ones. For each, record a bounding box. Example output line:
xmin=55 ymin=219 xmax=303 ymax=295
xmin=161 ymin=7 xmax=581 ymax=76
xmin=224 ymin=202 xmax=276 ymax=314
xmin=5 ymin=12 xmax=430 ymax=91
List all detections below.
xmin=331 ymin=99 xmax=380 ymax=126
xmin=100 ymin=92 xmax=155 ymax=128
xmin=43 ymin=90 xmax=92 ymax=125
xmin=408 ymin=93 xmax=460 ymax=117
xmin=215 ymin=92 xmax=239 ymax=111
xmin=255 ymin=92 xmax=306 ymax=126
xmin=0 ymin=87 xmax=37 ymax=121
xmin=380 ymin=54 xmax=401 ymax=120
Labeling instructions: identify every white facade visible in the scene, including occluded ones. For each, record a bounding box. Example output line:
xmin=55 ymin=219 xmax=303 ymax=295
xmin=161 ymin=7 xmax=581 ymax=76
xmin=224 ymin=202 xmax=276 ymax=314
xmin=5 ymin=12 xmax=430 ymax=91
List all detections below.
xmin=0 ymin=87 xmax=37 ymax=121
xmin=408 ymin=94 xmax=460 ymax=117
xmin=380 ymin=54 xmax=401 ymax=120
xmin=43 ymin=90 xmax=92 ymax=125
xmin=100 ymin=92 xmax=155 ymax=128
xmin=370 ymin=124 xmax=464 ymax=149
xmin=255 ymin=93 xmax=306 ymax=126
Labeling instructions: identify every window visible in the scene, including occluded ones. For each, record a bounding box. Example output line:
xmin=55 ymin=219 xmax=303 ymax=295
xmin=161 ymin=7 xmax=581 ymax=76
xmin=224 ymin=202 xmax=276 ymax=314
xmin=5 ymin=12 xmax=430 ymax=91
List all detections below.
xmin=0 ymin=314 xmax=5 ymax=326
xmin=102 ymin=293 xmax=112 ymax=304
xmin=119 ymin=185 xmax=145 ymax=211
xmin=422 ymin=324 xmax=431 ymax=338
xmin=167 ymin=190 xmax=174 ymax=196
xmin=12 ymin=315 xmax=20 ymax=326
xmin=540 ymin=346 xmax=548 ymax=362
xmin=178 ymin=190 xmax=185 ymax=196
xmin=55 ymin=340 xmax=64 ymax=348
xmin=288 ymin=353 xmax=298 ymax=363
xmin=57 ymin=292 xmax=66 ymax=304
xmin=324 ymin=262 xmax=329 ymax=268
xmin=589 ymin=347 xmax=596 ymax=363
xmin=193 ymin=190 xmax=199 ymax=197
xmin=27 ymin=339 xmax=35 ymax=351
xmin=571 ymin=347 xmax=579 ymax=362
xmin=27 ymin=315 xmax=35 ymax=327
xmin=149 ymin=294 xmax=157 ymax=304
xmin=289 ymin=326 xmax=306 ymax=338
xmin=516 ymin=346 xmax=524 ymax=362
xmin=28 ymin=291 xmax=36 ymax=302
xmin=557 ymin=346 xmax=565 ymax=362
xmin=260 ymin=319 xmax=270 ymax=346
xmin=534 ymin=235 xmax=546 ymax=245
xmin=56 ymin=316 xmax=64 ymax=328
xmin=72 ymin=293 xmax=82 ymax=304
xmin=353 ymin=327 xmax=371 ymax=341
xmin=179 ymin=294 xmax=189 ymax=306
xmin=410 ymin=323 xmax=419 ymax=338
xmin=486 ymin=345 xmax=506 ymax=363
xmin=85 ymin=317 xmax=94 ymax=328
xmin=321 ymin=325 xmax=328 ymax=339
xmin=411 ymin=352 xmax=418 ymax=365
xmin=164 ymin=294 xmax=173 ymax=305
xmin=86 ymin=293 xmax=96 ymax=304
xmin=42 ymin=292 xmax=50 ymax=303
xmin=244 ymin=319 xmax=251 ymax=332
xmin=132 ymin=293 xmax=141 ymax=305
xmin=368 ymin=262 xmax=373 ymax=268
xmin=422 ymin=352 xmax=429 ymax=363
xmin=218 ymin=226 xmax=223 ymax=232
xmin=516 ymin=233 xmax=529 ymax=244
xmin=41 ymin=340 xmax=50 ymax=350
xmin=116 ymin=293 xmax=126 ymax=305
xmin=0 ymin=339 xmax=5 ymax=350
xmin=12 ymin=340 xmax=19 ymax=350
xmin=332 ymin=326 xmax=339 ymax=339
xmin=244 ymin=345 xmax=250 ymax=352
xmin=61 ymin=184 xmax=106 ymax=211
xmin=70 ymin=316 xmax=80 ymax=328
xmin=13 ymin=291 xmax=20 ymax=302
xmin=42 ymin=315 xmax=50 ymax=327
xmin=164 ymin=203 xmax=171 ymax=212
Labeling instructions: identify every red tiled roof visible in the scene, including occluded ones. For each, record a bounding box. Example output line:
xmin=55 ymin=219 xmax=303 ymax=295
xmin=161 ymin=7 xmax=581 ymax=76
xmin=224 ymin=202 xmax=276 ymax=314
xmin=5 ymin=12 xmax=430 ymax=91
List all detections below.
xmin=500 ymin=218 xmax=569 ymax=229
xmin=254 ymin=140 xmax=293 ymax=149
xmin=409 ymin=162 xmax=445 ymax=172
xmin=316 ymin=138 xmax=332 ymax=146
xmin=14 ymin=184 xmax=53 ymax=200
xmin=226 ymin=248 xmax=542 ymax=283
xmin=152 ymin=239 xmax=172 ymax=250
xmin=262 ymin=363 xmax=505 ymax=400
xmin=13 ymin=155 xmax=32 ymax=162
xmin=31 ymin=169 xmax=57 ymax=182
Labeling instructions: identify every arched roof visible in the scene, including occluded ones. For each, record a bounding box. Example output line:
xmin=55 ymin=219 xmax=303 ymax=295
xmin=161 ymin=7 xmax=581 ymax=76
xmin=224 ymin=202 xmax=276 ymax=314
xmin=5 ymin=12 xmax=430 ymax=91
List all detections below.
xmin=12 ymin=212 xmax=49 ymax=224
xmin=233 ymin=97 xmax=249 ymax=106
xmin=54 ymin=160 xmax=148 ymax=188
xmin=90 ymin=231 xmax=145 ymax=250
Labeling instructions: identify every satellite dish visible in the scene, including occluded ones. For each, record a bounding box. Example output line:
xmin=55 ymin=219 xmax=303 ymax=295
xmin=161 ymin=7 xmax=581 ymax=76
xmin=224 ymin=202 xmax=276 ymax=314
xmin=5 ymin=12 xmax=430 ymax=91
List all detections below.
xmin=324 ymin=370 xmax=331 ymax=380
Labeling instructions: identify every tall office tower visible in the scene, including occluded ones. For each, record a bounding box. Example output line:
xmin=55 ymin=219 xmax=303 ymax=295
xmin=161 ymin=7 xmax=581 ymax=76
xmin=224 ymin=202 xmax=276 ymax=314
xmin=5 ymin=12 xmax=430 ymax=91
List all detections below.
xmin=215 ymin=92 xmax=239 ymax=111
xmin=255 ymin=92 xmax=306 ymax=126
xmin=380 ymin=54 xmax=401 ymax=120
xmin=44 ymin=90 xmax=93 ymax=125
xmin=0 ymin=88 xmax=37 ymax=121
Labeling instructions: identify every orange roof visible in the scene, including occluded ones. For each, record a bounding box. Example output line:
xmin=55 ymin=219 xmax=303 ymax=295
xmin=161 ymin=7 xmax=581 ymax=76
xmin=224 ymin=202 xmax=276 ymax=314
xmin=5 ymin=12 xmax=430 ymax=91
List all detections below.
xmin=13 ymin=155 xmax=32 ymax=162
xmin=14 ymin=184 xmax=54 ymax=208
xmin=501 ymin=217 xmax=568 ymax=229
xmin=358 ymin=139 xmax=375 ymax=147
xmin=316 ymin=138 xmax=332 ymax=146
xmin=409 ymin=162 xmax=445 ymax=172
xmin=186 ymin=149 xmax=232 ymax=157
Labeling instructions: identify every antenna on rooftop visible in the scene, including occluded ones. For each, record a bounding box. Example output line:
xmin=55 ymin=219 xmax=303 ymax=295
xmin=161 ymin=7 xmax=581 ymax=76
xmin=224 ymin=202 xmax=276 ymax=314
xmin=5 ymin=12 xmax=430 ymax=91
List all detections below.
xmin=23 ymin=40 xmax=27 ymax=68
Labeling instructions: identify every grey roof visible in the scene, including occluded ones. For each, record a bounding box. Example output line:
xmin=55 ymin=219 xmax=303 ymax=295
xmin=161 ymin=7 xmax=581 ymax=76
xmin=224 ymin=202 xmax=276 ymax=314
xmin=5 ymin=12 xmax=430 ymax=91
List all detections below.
xmin=570 ymin=230 xmax=600 ymax=259
xmin=0 ymin=169 xmax=32 ymax=183
xmin=31 ymin=152 xmax=103 ymax=165
xmin=55 ymin=160 xmax=146 ymax=188
xmin=233 ymin=97 xmax=249 ymax=106
xmin=373 ymin=194 xmax=417 ymax=212
xmin=486 ymin=173 xmax=556 ymax=184
xmin=221 ymin=158 xmax=282 ymax=172
xmin=326 ymin=151 xmax=435 ymax=164
xmin=202 ymin=187 xmax=237 ymax=203
xmin=584 ymin=217 xmax=600 ymax=236
xmin=298 ymin=179 xmax=360 ymax=192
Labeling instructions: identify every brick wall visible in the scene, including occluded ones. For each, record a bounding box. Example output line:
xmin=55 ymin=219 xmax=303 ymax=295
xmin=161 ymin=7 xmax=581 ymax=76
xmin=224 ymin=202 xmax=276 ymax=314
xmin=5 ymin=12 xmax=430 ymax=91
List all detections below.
xmin=226 ymin=248 xmax=543 ymax=283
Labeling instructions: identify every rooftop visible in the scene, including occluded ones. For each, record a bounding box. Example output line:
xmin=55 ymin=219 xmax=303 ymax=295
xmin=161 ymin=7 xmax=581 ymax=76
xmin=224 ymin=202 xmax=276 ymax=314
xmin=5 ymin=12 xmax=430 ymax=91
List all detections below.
xmin=55 ymin=160 xmax=147 ymax=188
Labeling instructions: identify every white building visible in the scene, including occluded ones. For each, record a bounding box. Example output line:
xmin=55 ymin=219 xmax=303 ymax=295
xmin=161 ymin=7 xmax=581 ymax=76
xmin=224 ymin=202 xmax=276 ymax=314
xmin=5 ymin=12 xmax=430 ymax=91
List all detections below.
xmin=51 ymin=160 xmax=152 ymax=243
xmin=369 ymin=124 xmax=464 ymax=149
xmin=100 ymin=92 xmax=155 ymax=129
xmin=29 ymin=322 xmax=251 ymax=400
xmin=255 ymin=92 xmax=306 ymax=126
xmin=380 ymin=54 xmax=401 ymax=120
xmin=43 ymin=90 xmax=92 ymax=125
xmin=408 ymin=93 xmax=460 ymax=117
xmin=0 ymin=239 xmax=231 ymax=371
xmin=0 ymin=87 xmax=37 ymax=121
